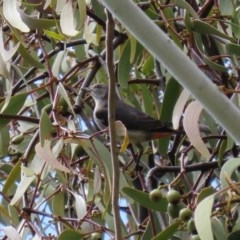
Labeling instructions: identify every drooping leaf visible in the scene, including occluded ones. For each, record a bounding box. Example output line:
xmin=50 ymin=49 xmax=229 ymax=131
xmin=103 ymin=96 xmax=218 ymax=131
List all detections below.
xmin=77 ymin=0 xmax=86 ymax=32
xmin=93 ymin=166 xmax=102 ymax=195
xmin=52 ymin=192 xmax=65 ymax=217
xmin=211 ymin=217 xmax=228 ymax=240
xmin=0 ymin=92 xmax=28 ymax=130
xmin=60 ymin=0 xmax=78 ymax=36
xmin=122 ymin=186 xmax=168 ymax=212
xmin=35 ymin=141 xmax=70 ymax=173
xmin=3 ymin=0 xmax=30 ymax=32
xmin=172 ymin=89 xmax=190 ymax=129
xmin=195 ymin=194 xmax=215 ymax=240
xmin=2 ymin=160 xmax=21 ymax=195
xmin=39 ymin=110 xmax=52 ymax=147
xmin=118 ymin=40 xmax=132 ymax=89
xmin=68 ymin=190 xmax=87 ymax=220
xmin=183 ymin=100 xmax=211 ymax=160
xmin=151 ymin=220 xmax=181 ymax=240
xmin=0 ymin=126 xmax=10 ymax=157
xmin=0 ymin=29 xmax=20 ymax=62
xmin=1 ymin=226 xmax=21 ymax=240
xmin=10 ymin=173 xmax=35 ymax=205
xmin=159 ymin=77 xmax=181 ymax=154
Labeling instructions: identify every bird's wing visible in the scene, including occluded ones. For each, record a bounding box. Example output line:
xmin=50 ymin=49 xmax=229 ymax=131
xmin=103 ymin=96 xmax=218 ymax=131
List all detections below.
xmin=94 ymin=104 xmax=108 ymax=129
xmin=115 ymin=100 xmax=173 ymax=132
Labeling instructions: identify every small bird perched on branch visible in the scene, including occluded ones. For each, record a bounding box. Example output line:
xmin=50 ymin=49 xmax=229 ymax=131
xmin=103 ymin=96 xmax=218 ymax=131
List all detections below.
xmin=82 ymin=83 xmax=177 ymax=147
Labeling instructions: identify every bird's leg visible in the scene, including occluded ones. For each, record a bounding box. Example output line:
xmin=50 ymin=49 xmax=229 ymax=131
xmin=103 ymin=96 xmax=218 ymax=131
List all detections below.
xmin=125 ymin=143 xmax=144 ymax=170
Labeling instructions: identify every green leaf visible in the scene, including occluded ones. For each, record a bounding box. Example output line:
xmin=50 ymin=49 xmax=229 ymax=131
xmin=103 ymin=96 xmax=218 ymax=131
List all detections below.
xmin=77 ymin=0 xmax=86 ymax=32
xmin=122 ymin=186 xmax=168 ymax=212
xmin=118 ymin=40 xmax=132 ymax=89
xmin=228 ymin=230 xmax=240 ymax=240
xmin=211 ymin=217 xmax=228 ymax=240
xmin=57 ymin=229 xmax=83 ymax=240
xmin=52 ymin=192 xmax=65 ymax=217
xmin=226 ymin=43 xmax=240 ymax=56
xmin=0 ymin=205 xmax=12 ymax=221
xmin=172 ymin=0 xmax=198 ymax=18
xmin=44 ymin=30 xmax=66 ymax=41
xmin=159 ymin=77 xmax=181 ymax=154
xmin=18 ymin=44 xmax=44 ymax=68
xmin=220 ymin=158 xmax=240 ymax=189
xmin=192 ymin=20 xmax=235 ymax=42
xmin=0 ymin=126 xmax=10 ymax=157
xmin=195 ymin=194 xmax=215 ymax=240
xmin=197 ymin=187 xmax=215 ymax=204
xmin=219 ymin=0 xmax=233 ymax=15
xmin=151 ymin=220 xmax=181 ymax=240
xmin=56 ymin=83 xmax=75 ymax=115
xmin=142 ymin=55 xmax=154 ymax=76
xmin=10 ymin=173 xmax=35 ymax=205
xmin=19 ymin=10 xmax=57 ymax=30
xmin=39 ymin=110 xmax=52 ymax=147
xmin=2 ymin=160 xmax=21 ymax=195
xmin=0 ymin=92 xmax=28 ymax=130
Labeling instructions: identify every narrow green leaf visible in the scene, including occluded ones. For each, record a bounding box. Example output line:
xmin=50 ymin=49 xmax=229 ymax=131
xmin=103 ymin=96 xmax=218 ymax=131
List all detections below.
xmin=159 ymin=77 xmax=181 ymax=154
xmin=118 ymin=40 xmax=132 ymax=89
xmin=0 ymin=126 xmax=10 ymax=157
xmin=226 ymin=43 xmax=240 ymax=56
xmin=44 ymin=30 xmax=66 ymax=41
xmin=172 ymin=0 xmax=198 ymax=18
xmin=192 ymin=20 xmax=235 ymax=42
xmin=19 ymin=10 xmax=57 ymax=30
xmin=77 ymin=0 xmax=86 ymax=32
xmin=151 ymin=220 xmax=181 ymax=240
xmin=10 ymin=174 xmax=35 ymax=205
xmin=122 ymin=186 xmax=168 ymax=212
xmin=2 ymin=160 xmax=21 ymax=195
xmin=17 ymin=44 xmax=44 ymax=68
xmin=0 ymin=205 xmax=12 ymax=221
xmin=57 ymin=83 xmax=75 ymax=115
xmin=0 ymin=92 xmax=28 ymax=130
xmin=39 ymin=111 xmax=52 ymax=147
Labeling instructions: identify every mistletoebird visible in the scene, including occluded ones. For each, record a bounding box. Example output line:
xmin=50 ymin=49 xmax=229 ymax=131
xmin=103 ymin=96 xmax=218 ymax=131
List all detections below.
xmin=82 ymin=83 xmax=177 ymax=146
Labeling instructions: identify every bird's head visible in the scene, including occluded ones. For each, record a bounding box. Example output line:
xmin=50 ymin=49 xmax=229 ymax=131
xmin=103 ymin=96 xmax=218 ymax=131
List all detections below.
xmin=82 ymin=83 xmax=108 ymax=101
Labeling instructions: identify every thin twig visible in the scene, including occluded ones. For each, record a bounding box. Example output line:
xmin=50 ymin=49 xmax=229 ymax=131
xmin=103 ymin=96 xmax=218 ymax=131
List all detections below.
xmin=106 ymin=10 xmax=122 ymax=240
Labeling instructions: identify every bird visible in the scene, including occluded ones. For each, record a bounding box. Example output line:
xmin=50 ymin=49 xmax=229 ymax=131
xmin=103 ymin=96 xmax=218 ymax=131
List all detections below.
xmin=82 ymin=83 xmax=177 ymax=145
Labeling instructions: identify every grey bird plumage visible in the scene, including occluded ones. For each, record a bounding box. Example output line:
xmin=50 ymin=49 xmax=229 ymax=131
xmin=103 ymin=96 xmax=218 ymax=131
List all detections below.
xmin=83 ymin=83 xmax=176 ymax=144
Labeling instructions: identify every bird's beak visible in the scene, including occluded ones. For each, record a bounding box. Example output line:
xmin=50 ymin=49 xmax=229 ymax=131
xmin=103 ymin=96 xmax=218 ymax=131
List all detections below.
xmin=81 ymin=87 xmax=91 ymax=92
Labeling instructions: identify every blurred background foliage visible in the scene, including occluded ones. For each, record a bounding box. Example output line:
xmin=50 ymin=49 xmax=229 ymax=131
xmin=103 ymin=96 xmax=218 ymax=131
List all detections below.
xmin=0 ymin=0 xmax=240 ymax=239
